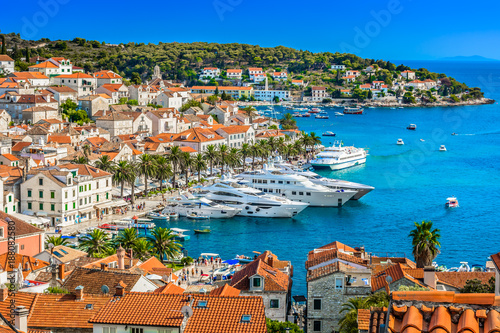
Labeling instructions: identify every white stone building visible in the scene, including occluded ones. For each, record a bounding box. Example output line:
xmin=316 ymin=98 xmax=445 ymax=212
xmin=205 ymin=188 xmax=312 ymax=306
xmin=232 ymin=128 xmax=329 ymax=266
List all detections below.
xmin=52 ymin=73 xmax=97 ymax=96
xmin=0 ymin=55 xmax=15 ymax=74
xmin=96 ymin=112 xmax=133 ymax=136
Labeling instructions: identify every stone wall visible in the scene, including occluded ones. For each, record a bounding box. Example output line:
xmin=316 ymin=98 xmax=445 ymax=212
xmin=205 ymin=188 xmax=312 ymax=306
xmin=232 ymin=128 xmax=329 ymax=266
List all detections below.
xmin=241 ymin=291 xmax=288 ymax=322
xmin=307 ymin=272 xmax=371 ymax=333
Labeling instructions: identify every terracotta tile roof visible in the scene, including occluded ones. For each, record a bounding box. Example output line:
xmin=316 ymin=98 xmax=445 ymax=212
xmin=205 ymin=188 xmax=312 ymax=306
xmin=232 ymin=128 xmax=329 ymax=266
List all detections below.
xmin=358 ymin=308 xmax=371 ymax=331
xmin=85 ymin=136 xmax=108 ymax=147
xmin=0 ymin=55 xmax=13 ymax=62
xmin=306 ymin=245 xmax=368 ymax=270
xmin=255 ymin=251 xmax=290 ymax=270
xmin=62 ymin=267 xmax=143 ymax=295
xmin=93 ymin=70 xmax=122 ymax=79
xmin=154 ymin=282 xmax=185 ymax=295
xmin=89 ymin=293 xmax=267 ymax=333
xmin=210 ymin=284 xmax=241 ymax=297
xmin=97 ymin=111 xmax=132 ymax=121
xmin=27 ymin=169 xmax=71 ymax=187
xmin=82 ymin=253 xmax=140 ymax=269
xmin=56 ymin=73 xmax=94 ymax=79
xmin=0 ymin=154 xmax=18 ymax=161
xmin=316 ymin=241 xmax=357 ymax=252
xmin=57 ymin=163 xmax=112 ymax=178
xmin=227 ymin=69 xmax=242 ymax=73
xmin=175 ymin=128 xmax=224 ymax=143
xmin=491 ymin=252 xmax=500 ymax=271
xmin=47 ymin=135 xmax=71 ymax=144
xmin=10 ymin=72 xmax=49 ymax=80
xmin=218 ymin=125 xmax=251 ymax=134
xmin=371 ymin=263 xmax=427 ymax=292
xmin=29 ymin=61 xmax=58 ymax=68
xmin=230 ymin=259 xmax=290 ymax=292
xmin=0 ymin=211 xmax=44 ymax=237
xmin=138 ymin=257 xmax=168 ymax=274
xmin=255 ymin=130 xmax=285 ymax=138
xmin=435 ymin=271 xmax=495 ymax=289
xmin=248 ymin=67 xmax=263 ymax=71
xmin=191 ymin=86 xmax=252 ymax=91
xmin=179 ymin=146 xmax=197 ymax=153
xmin=0 ymin=253 xmax=49 ymax=278
xmin=0 ymin=291 xmax=37 ymax=320
xmin=100 ymin=83 xmax=126 ymax=92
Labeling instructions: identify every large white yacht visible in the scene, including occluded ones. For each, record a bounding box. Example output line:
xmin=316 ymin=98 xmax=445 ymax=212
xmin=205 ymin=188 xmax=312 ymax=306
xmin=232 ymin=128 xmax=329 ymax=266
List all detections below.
xmin=163 ymin=192 xmax=241 ymax=218
xmin=310 ymin=142 xmax=367 ymax=170
xmin=199 ymin=180 xmax=309 ymax=218
xmin=235 ymin=167 xmax=356 ymax=207
xmin=273 ymin=161 xmax=374 ymax=200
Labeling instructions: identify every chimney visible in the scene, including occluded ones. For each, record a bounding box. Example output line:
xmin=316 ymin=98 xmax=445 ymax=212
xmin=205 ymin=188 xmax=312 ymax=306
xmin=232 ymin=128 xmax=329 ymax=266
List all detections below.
xmin=0 ymin=286 xmax=8 ymax=301
xmin=115 ymin=282 xmax=125 ymax=297
xmin=74 ymin=286 xmax=84 ymax=301
xmin=117 ymin=245 xmax=125 ymax=270
xmin=58 ymin=263 xmax=65 ymax=281
xmin=128 ymin=249 xmax=133 ymax=268
xmin=267 ymin=254 xmax=274 ymax=267
xmin=14 ymin=306 xmax=29 ymax=333
xmin=100 ymin=263 xmax=108 ymax=271
xmin=424 ymin=266 xmax=436 ymax=289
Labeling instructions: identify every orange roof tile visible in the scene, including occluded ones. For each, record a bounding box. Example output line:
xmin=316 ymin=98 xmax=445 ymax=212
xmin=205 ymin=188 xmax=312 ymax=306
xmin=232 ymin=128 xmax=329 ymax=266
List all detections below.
xmin=491 ymin=252 xmax=500 ymax=271
xmin=29 ymin=61 xmax=58 ymax=69
xmin=358 ymin=308 xmax=371 ymax=331
xmin=210 ymin=284 xmax=241 ymax=297
xmin=436 ymin=271 xmax=495 ymax=289
xmin=0 ymin=154 xmax=18 ymax=161
xmin=47 ymin=135 xmax=72 ymax=144
xmin=0 ymin=253 xmax=49 ymax=278
xmin=230 ymin=259 xmax=290 ymax=292
xmin=179 ymin=146 xmax=197 ymax=153
xmin=154 ymin=282 xmax=185 ymax=295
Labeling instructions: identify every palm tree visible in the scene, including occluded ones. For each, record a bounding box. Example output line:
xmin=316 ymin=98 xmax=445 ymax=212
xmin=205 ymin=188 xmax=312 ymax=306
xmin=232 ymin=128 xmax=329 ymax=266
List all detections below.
xmin=300 ymin=132 xmax=311 ymax=159
xmin=218 ymin=144 xmax=229 ymax=175
xmin=409 ymin=220 xmax=441 ymax=268
xmin=95 ymin=155 xmax=115 ymax=173
xmin=168 ymin=146 xmax=183 ymax=188
xmin=114 ymin=228 xmax=142 ymax=250
xmin=250 ymin=143 xmax=262 ymax=169
xmin=113 ymin=160 xmax=133 ymax=199
xmin=309 ymin=132 xmax=322 ymax=152
xmin=154 ymin=155 xmax=172 ymax=192
xmin=241 ymin=106 xmax=257 ymax=122
xmin=138 ymin=154 xmax=157 ymax=196
xmin=133 ymin=238 xmax=153 ymax=261
xmin=149 ymin=227 xmax=181 ymax=262
xmin=127 ymin=162 xmax=138 ymax=206
xmin=204 ymin=144 xmax=218 ymax=175
xmin=227 ymin=147 xmax=241 ymax=171
xmin=78 ymin=229 xmax=113 ymax=258
xmin=193 ymin=153 xmax=207 ymax=182
xmin=73 ymin=156 xmax=88 ymax=164
xmin=181 ymin=152 xmax=193 ymax=185
xmin=339 ymin=297 xmax=369 ymax=333
xmin=240 ymin=143 xmax=251 ymax=170
xmin=257 ymin=140 xmax=270 ymax=163
xmin=82 ymin=144 xmax=91 ymax=159
xmin=267 ymin=137 xmax=278 ymax=153
xmin=45 ymin=235 xmax=69 ymax=247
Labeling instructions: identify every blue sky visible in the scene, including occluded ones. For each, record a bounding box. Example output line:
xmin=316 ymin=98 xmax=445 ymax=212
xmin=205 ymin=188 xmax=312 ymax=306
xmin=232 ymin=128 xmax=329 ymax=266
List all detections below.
xmin=3 ymin=0 xmax=500 ymax=60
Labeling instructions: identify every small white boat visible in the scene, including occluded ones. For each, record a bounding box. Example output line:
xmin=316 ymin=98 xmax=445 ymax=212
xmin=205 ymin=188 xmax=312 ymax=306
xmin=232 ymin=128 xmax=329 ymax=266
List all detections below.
xmin=187 ymin=212 xmax=210 ymax=220
xmin=445 ymin=197 xmax=459 ymax=208
xmin=407 ymin=124 xmax=417 ymax=130
xmin=334 ymin=112 xmax=344 ymax=116
xmin=147 ymin=212 xmax=170 ymax=221
xmin=420 ymin=139 xmax=425 ymax=142
xmin=168 ymin=212 xmax=179 ymax=220
xmin=397 ymin=139 xmax=404 ymax=145
xmin=439 ymin=145 xmax=447 ymax=151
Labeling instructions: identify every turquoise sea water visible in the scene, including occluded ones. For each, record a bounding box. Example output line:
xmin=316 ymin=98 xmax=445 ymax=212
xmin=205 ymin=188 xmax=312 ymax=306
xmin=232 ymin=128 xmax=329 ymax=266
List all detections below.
xmin=154 ymin=61 xmax=500 ymax=296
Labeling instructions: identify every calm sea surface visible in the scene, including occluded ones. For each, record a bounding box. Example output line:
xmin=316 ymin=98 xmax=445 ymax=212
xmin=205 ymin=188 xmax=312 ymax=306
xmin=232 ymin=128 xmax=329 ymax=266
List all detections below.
xmin=153 ymin=61 xmax=500 ymax=296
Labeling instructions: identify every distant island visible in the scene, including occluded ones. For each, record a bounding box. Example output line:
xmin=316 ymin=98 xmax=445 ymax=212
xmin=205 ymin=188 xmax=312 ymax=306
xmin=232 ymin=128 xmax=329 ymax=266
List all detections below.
xmin=0 ymin=32 xmax=494 ymax=107
xmin=440 ymin=55 xmax=500 ymax=62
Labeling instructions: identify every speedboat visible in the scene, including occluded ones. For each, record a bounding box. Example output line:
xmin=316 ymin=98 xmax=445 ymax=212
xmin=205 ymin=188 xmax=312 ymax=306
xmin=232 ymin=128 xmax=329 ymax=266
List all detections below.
xmin=439 ymin=145 xmax=447 ymax=151
xmin=420 ymin=139 xmax=425 ymax=142
xmin=273 ymin=160 xmax=374 ymax=200
xmin=315 ymin=115 xmax=329 ymax=119
xmin=310 ymin=142 xmax=367 ymax=171
xmin=397 ymin=139 xmax=404 ymax=145
xmin=445 ymin=197 xmax=459 ymax=208
xmin=170 ymin=228 xmax=190 ymax=241
xmin=164 ymin=192 xmax=241 ymax=218
xmin=458 ymin=262 xmax=470 ymax=272
xmin=322 ymin=131 xmax=336 ymax=137
xmin=407 ymin=124 xmax=417 ymax=130
xmin=168 ymin=212 xmax=179 ymax=220
xmin=200 ymin=180 xmax=309 ymax=217
xmin=194 ymin=228 xmax=211 ymax=234
xmin=187 ymin=212 xmax=210 ymax=220
xmin=334 ymin=112 xmax=344 ymax=116
xmin=147 ymin=212 xmax=170 ymax=221
xmin=309 ymin=108 xmax=320 ymax=114
xmin=344 ymin=106 xmax=364 ymax=114
xmin=236 ymin=167 xmax=356 ymax=207
xmin=302 ymin=113 xmax=311 ymax=117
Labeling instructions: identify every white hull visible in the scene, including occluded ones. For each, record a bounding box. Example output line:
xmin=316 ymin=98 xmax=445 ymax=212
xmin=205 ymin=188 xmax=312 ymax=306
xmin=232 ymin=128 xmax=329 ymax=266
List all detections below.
xmin=311 ymin=157 xmax=366 ymax=171
xmin=282 ymin=189 xmax=356 ymax=207
xmin=163 ymin=206 xmax=240 ymax=219
xmin=224 ymin=202 xmax=308 ymax=218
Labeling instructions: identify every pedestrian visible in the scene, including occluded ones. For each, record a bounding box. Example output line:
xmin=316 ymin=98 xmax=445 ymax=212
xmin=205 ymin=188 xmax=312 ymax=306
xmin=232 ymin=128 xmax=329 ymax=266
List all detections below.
xmin=191 ymin=268 xmax=194 ymax=275
xmin=195 ymin=267 xmax=198 ymax=275
xmin=200 ymin=269 xmax=203 ymax=275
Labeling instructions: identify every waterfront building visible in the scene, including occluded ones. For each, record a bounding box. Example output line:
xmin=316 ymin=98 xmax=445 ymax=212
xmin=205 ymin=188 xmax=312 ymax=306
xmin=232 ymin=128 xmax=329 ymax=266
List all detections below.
xmin=254 ymin=89 xmax=290 ymax=101
xmin=173 ymin=127 xmax=225 ymax=152
xmin=96 ymin=112 xmax=133 ymax=136
xmin=311 ymin=86 xmax=330 ymax=102
xmin=216 ymin=125 xmax=255 ymax=147
xmin=190 ymin=86 xmax=253 ymax=100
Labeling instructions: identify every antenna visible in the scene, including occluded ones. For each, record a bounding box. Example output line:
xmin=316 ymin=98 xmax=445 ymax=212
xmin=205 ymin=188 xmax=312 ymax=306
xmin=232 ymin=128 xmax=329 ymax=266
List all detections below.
xmin=101 ymin=285 xmax=110 ymax=294
xmin=181 ymin=305 xmax=193 ymax=318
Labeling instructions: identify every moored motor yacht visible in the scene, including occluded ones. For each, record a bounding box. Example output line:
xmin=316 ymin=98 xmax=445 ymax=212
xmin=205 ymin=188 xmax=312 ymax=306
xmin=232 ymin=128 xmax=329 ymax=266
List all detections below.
xmin=440 ymin=145 xmax=447 ymax=151
xmin=397 ymin=139 xmax=404 ymax=145
xmin=445 ymin=197 xmax=459 ymax=208
xmin=199 ymin=180 xmax=309 ymax=217
xmin=310 ymin=142 xmax=367 ymax=170
xmin=164 ymin=192 xmax=241 ymax=218
xmin=235 ymin=167 xmax=356 ymax=207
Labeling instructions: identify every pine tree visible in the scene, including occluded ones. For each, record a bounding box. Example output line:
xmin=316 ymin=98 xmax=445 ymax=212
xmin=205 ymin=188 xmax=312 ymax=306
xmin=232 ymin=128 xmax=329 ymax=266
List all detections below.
xmin=1 ymin=35 xmax=6 ymax=55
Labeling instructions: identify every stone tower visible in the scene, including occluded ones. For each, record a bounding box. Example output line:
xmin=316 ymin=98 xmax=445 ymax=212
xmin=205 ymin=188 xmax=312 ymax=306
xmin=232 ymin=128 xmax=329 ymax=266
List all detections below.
xmin=152 ymin=65 xmax=161 ymax=80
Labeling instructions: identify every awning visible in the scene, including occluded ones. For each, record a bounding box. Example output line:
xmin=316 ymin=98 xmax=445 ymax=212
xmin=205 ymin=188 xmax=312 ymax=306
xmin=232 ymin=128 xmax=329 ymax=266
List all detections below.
xmin=94 ymin=201 xmax=115 ymax=210
xmin=22 ymin=210 xmax=34 ymax=216
xmin=36 ymin=211 xmax=48 ymax=217
xmin=79 ymin=207 xmax=95 ymax=214
xmin=111 ymin=199 xmax=128 ymax=207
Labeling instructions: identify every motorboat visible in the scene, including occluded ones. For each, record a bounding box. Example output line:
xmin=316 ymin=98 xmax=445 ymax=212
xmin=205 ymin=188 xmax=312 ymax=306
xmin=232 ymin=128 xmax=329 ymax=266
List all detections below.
xmin=302 ymin=113 xmax=311 ymax=117
xmin=164 ymin=192 xmax=241 ymax=218
xmin=199 ymin=180 xmax=309 ymax=217
xmin=187 ymin=212 xmax=210 ymax=220
xmin=272 ymin=160 xmax=374 ymax=200
xmin=344 ymin=106 xmax=364 ymax=114
xmin=315 ymin=115 xmax=329 ymax=119
xmin=235 ymin=167 xmax=356 ymax=207
xmin=445 ymin=197 xmax=459 ymax=208
xmin=397 ymin=139 xmax=404 ymax=145
xmin=439 ymin=145 xmax=447 ymax=151
xmin=194 ymin=228 xmax=211 ymax=234
xmin=147 ymin=212 xmax=170 ymax=221
xmin=458 ymin=262 xmax=470 ymax=272
xmin=407 ymin=124 xmax=417 ymax=130
xmin=170 ymin=228 xmax=190 ymax=241
xmin=322 ymin=131 xmax=336 ymax=137
xmin=309 ymin=108 xmax=320 ymax=114
xmin=420 ymin=139 xmax=425 ymax=142
xmin=168 ymin=212 xmax=179 ymax=220
xmin=334 ymin=112 xmax=344 ymax=116
xmin=310 ymin=142 xmax=367 ymax=171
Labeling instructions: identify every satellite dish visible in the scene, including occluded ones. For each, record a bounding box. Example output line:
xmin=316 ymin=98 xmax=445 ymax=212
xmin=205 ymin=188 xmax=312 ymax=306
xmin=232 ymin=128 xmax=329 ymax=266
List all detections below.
xmin=181 ymin=305 xmax=193 ymax=318
xmin=101 ymin=285 xmax=110 ymax=294
xmin=385 ymin=275 xmax=393 ymax=284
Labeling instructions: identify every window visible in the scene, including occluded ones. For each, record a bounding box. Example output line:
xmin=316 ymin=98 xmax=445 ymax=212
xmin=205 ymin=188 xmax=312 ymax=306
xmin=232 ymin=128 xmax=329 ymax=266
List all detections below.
xmin=73 ymin=189 xmax=76 ymax=196
xmin=8 ymin=196 xmax=11 ymax=203
xmin=51 ymin=204 xmax=55 ymax=211
xmin=51 ymin=191 xmax=55 ymax=199
xmin=292 ymin=191 xmax=296 ymax=195
xmin=27 ymin=190 xmax=32 ymax=197
xmin=314 ymin=299 xmax=322 ymax=310
xmin=13 ymin=206 xmax=15 ymax=212
xmin=89 ymin=184 xmax=91 ymax=191
xmin=241 ymin=315 xmax=252 ymax=323
xmin=313 ymin=321 xmax=322 ymax=331
xmin=39 ymin=203 xmax=43 ymax=210
xmin=335 ymin=277 xmax=343 ymax=290
xmin=299 ymin=192 xmax=304 ymax=196
xmin=306 ymin=192 xmax=311 ymax=196
xmin=252 ymin=277 xmax=261 ymax=288
xmin=65 ymin=191 xmax=68 ymax=199
xmin=80 ymin=199 xmax=82 ymax=205
xmin=96 ymin=195 xmax=99 ymax=202
xmin=39 ymin=178 xmax=43 ymax=186
xmin=84 ymin=185 xmax=87 ymax=191
xmin=103 ymin=328 xmax=117 ymax=333
xmin=65 ymin=204 xmax=68 ymax=211
xmin=106 ymin=193 xmax=109 ymax=199
xmin=0 ymin=228 xmax=3 ymax=238
xmin=28 ymin=202 xmax=32 ymax=210
xmin=73 ymin=202 xmax=76 ymax=209
xmin=39 ymin=191 xmax=43 ymax=198
xmin=270 ymin=299 xmax=279 ymax=308
xmin=4 ymin=208 xmax=6 ymax=213
xmin=131 ymin=328 xmax=143 ymax=333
